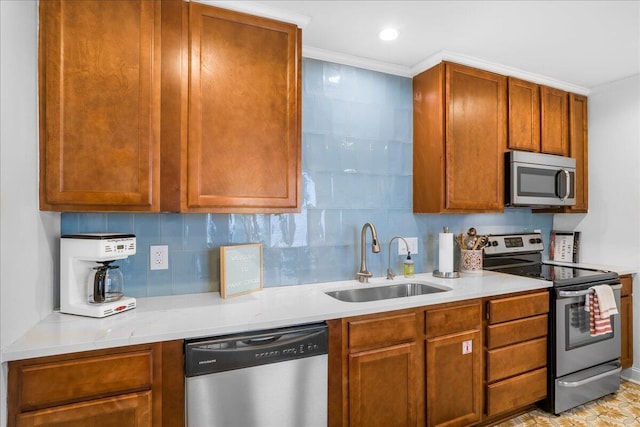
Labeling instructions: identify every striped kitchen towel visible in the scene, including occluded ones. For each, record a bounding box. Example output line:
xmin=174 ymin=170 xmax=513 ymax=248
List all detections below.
xmin=585 ymin=285 xmax=618 ymax=336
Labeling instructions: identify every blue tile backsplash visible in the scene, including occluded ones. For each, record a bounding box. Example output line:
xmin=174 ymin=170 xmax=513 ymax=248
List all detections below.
xmin=61 ymin=58 xmax=553 ymax=298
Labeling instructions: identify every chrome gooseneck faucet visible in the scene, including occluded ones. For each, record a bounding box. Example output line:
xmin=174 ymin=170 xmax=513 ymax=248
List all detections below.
xmin=357 ymin=222 xmax=381 ymax=283
xmin=387 ymin=236 xmax=410 ymax=280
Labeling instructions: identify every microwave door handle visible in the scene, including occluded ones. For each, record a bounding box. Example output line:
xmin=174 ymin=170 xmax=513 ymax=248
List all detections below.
xmin=563 ymin=169 xmax=571 ymax=201
xmin=556 ymin=169 xmax=570 ymax=201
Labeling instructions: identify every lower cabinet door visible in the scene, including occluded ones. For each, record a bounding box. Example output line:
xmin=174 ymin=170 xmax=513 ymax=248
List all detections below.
xmin=621 ymin=295 xmax=633 ymax=369
xmin=426 ymin=330 xmax=482 ymax=427
xmin=16 ymin=392 xmax=152 ymax=427
xmin=349 ymin=342 xmax=418 ymax=427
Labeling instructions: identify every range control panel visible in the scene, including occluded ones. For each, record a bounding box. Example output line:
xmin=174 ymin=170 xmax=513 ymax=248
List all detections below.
xmin=483 ymin=233 xmax=544 ymax=256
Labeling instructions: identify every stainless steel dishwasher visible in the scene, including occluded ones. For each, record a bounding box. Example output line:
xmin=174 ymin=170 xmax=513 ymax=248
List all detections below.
xmin=185 ymin=322 xmax=328 ymax=427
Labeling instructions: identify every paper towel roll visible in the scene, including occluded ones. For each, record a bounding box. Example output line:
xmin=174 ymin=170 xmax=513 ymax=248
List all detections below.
xmin=438 ymin=232 xmax=454 ymax=273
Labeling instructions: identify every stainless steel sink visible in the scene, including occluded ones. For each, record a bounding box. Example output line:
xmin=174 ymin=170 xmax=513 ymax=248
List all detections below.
xmin=325 ymin=282 xmax=451 ymax=303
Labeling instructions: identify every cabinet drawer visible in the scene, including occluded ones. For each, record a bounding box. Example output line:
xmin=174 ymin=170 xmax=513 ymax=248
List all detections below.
xmin=487 ymin=337 xmax=546 ymax=382
xmin=16 ymin=391 xmax=152 ymax=427
xmin=486 ymin=368 xmax=547 ymax=416
xmin=349 ymin=312 xmax=417 ymax=351
xmin=620 ymin=275 xmax=633 ymax=297
xmin=15 ymin=350 xmax=153 ymax=411
xmin=487 ymin=314 xmax=548 ymax=349
xmin=426 ymin=302 xmax=482 ymax=337
xmin=487 ymin=291 xmax=549 ymax=324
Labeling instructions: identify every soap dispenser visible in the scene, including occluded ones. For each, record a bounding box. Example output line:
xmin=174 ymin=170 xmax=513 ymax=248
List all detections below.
xmin=403 ymin=252 xmax=414 ymax=278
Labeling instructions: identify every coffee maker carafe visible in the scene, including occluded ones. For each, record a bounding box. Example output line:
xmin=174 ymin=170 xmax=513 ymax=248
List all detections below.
xmin=60 ymin=233 xmax=137 ymax=318
xmin=89 ymin=261 xmax=124 ymax=304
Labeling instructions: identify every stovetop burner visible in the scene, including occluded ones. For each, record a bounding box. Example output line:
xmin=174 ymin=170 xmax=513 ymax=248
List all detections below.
xmin=483 ymin=232 xmax=618 ymax=287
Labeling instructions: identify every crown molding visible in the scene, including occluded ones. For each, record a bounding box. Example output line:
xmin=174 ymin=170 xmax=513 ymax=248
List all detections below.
xmin=191 ymin=0 xmax=311 ymax=28
xmin=303 ymin=48 xmax=589 ymax=94
xmin=302 ymin=46 xmax=412 ymax=78
xmin=413 ymin=50 xmax=590 ymax=95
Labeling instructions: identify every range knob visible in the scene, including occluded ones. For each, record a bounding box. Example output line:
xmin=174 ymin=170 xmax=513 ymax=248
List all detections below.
xmin=491 ymin=241 xmax=498 ymax=247
xmin=529 ymin=238 xmax=542 ymax=244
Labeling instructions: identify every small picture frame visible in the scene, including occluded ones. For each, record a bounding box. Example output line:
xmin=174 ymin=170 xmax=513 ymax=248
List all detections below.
xmin=220 ymin=243 xmax=263 ymax=299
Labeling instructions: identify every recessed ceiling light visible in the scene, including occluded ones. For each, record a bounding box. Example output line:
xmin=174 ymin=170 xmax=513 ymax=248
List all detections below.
xmin=379 ymin=28 xmax=398 ymax=41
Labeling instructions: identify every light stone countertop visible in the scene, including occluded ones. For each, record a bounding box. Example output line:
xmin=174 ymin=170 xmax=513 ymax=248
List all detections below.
xmin=2 ymin=270 xmax=555 ymax=362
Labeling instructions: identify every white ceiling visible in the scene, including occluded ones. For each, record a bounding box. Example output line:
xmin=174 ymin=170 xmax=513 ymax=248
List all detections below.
xmin=211 ymin=0 xmax=640 ymax=92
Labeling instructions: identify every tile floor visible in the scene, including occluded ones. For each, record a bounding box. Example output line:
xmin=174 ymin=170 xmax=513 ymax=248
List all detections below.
xmin=498 ymin=381 xmax=640 ymax=426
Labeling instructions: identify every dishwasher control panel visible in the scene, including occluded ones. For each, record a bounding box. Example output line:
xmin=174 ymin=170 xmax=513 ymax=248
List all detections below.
xmin=185 ymin=323 xmax=328 ymax=377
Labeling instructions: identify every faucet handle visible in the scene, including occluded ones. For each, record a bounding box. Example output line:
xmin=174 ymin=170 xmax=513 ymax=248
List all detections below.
xmin=386 ymin=267 xmax=395 ymax=280
xmin=357 ymin=271 xmax=373 ymax=283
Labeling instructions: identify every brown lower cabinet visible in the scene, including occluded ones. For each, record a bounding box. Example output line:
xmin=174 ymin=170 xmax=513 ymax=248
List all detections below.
xmin=425 ymin=303 xmax=483 ymax=427
xmin=329 ymin=299 xmax=485 ymax=427
xmin=7 ymin=341 xmax=184 ymax=427
xmin=483 ymin=291 xmax=549 ymax=424
xmin=349 ymin=342 xmax=420 ymax=426
xmin=328 ymin=311 xmax=423 ymax=427
xmin=620 ymin=274 xmax=634 ymax=369
xmin=14 ymin=393 xmax=152 ymax=427
xmin=329 ymin=289 xmax=550 ymax=427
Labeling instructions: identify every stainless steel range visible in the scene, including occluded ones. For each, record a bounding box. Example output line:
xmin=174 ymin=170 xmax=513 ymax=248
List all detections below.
xmin=484 ymin=232 xmax=622 ymax=414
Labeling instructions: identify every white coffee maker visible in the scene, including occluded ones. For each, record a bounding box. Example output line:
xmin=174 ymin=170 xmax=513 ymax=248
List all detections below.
xmin=60 ymin=233 xmax=137 ymax=318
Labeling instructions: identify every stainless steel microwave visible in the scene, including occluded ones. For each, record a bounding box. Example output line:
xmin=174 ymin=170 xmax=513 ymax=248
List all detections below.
xmin=506 ymin=150 xmax=576 ymax=207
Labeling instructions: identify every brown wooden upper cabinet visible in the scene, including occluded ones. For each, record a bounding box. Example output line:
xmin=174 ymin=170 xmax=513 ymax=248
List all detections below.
xmin=162 ymin=2 xmax=301 ymax=213
xmin=508 ymin=77 xmax=541 ymax=152
xmin=534 ymin=92 xmax=589 ymax=213
xmin=39 ymin=0 xmax=302 ymax=213
xmin=567 ymin=93 xmax=589 ymax=212
xmin=39 ymin=0 xmax=161 ymax=211
xmin=508 ymin=78 xmax=570 ymax=156
xmin=413 ymin=62 xmax=507 ymax=213
xmin=540 ymin=85 xmax=570 ymax=156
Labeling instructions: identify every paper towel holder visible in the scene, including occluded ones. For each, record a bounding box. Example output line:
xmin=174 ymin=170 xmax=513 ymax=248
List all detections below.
xmin=433 ymin=270 xmax=459 ymax=279
xmin=433 ymin=226 xmax=460 ymax=279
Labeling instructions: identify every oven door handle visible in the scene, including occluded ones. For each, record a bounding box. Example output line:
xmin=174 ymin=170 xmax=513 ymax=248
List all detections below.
xmin=558 ymin=283 xmax=622 ymax=298
xmin=557 ymin=365 xmax=621 ymax=388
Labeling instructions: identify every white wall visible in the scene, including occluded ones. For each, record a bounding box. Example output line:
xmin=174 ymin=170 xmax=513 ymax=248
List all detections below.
xmin=1 ymin=1 xmax=59 ymax=424
xmin=554 ymin=73 xmax=640 ymax=380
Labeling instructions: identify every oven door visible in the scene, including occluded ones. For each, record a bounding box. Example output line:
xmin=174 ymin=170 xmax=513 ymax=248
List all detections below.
xmin=555 ymin=283 xmax=621 ymax=377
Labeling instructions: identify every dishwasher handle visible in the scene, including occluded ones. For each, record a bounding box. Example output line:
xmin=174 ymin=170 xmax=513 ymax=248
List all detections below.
xmin=185 ymin=323 xmax=328 ymax=377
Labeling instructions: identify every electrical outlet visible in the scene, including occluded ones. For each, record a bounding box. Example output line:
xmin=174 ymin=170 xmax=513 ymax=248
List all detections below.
xmin=150 ymin=245 xmax=169 ymax=270
xmin=398 ymin=237 xmax=418 ymax=255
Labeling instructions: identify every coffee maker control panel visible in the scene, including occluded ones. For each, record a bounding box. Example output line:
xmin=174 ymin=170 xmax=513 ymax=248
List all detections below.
xmin=61 ymin=233 xmax=136 ymax=260
xmin=101 ymin=237 xmax=136 ymax=257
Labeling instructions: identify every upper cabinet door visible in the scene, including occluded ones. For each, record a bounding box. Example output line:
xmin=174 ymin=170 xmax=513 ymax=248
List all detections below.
xmin=508 ymin=77 xmax=541 ymax=152
xmin=39 ymin=0 xmax=161 ymax=212
xmin=540 ymin=86 xmax=569 ymax=156
xmin=568 ymin=93 xmax=589 ymax=212
xmin=413 ymin=62 xmax=506 ymax=213
xmin=445 ymin=63 xmax=507 ymax=211
xmin=186 ymin=3 xmax=301 ymax=212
